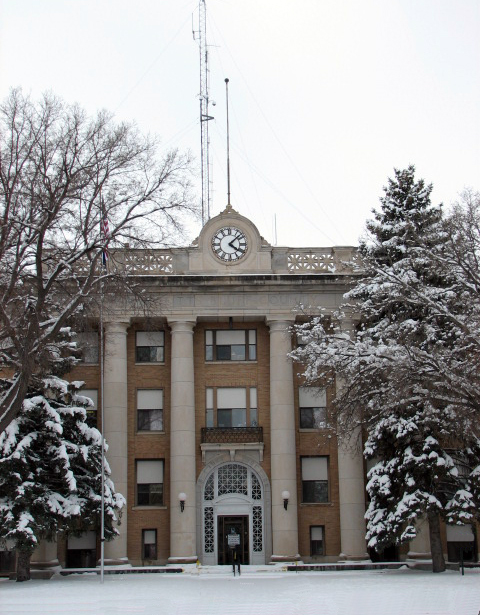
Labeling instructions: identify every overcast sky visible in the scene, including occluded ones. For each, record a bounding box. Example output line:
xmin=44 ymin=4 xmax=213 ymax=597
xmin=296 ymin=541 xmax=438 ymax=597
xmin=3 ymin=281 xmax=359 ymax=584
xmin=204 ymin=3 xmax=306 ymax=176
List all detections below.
xmin=1 ymin=0 xmax=479 ymax=247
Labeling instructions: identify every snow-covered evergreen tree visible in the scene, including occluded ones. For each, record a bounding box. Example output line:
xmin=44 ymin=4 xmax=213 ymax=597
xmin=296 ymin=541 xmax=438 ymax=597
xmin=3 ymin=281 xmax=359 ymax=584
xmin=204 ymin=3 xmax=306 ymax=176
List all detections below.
xmin=365 ymin=165 xmax=442 ymax=261
xmin=364 ymin=399 xmax=480 ymax=572
xmin=0 ymin=376 xmax=125 ymax=581
xmin=291 ymin=168 xmax=480 ymax=572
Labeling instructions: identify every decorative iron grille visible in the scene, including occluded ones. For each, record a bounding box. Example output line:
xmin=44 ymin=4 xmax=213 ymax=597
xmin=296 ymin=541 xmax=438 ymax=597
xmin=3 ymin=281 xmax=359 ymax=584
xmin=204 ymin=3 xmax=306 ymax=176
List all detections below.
xmin=253 ymin=506 xmax=263 ymax=552
xmin=204 ymin=507 xmax=214 ymax=553
xmin=251 ymin=473 xmax=262 ymax=500
xmin=204 ymin=474 xmax=214 ymax=500
xmin=218 ymin=464 xmax=248 ymax=496
xmin=201 ymin=427 xmax=263 ymax=444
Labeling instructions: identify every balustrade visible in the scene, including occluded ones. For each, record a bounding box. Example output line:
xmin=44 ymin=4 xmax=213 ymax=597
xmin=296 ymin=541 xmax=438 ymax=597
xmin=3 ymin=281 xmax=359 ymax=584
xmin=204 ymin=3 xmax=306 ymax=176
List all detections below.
xmin=201 ymin=426 xmax=263 ymax=444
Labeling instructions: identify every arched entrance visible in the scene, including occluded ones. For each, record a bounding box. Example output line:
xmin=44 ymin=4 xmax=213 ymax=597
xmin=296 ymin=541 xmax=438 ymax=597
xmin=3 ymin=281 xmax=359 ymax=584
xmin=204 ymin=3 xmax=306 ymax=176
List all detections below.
xmin=197 ymin=458 xmax=271 ymax=565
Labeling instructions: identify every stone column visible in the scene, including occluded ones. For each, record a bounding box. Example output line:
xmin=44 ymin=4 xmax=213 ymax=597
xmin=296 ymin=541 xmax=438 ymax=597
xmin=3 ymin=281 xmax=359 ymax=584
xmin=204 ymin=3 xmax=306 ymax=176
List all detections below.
xmin=103 ymin=320 xmax=129 ymax=563
xmin=267 ymin=318 xmax=299 ymax=560
xmin=336 ymin=318 xmax=368 ymax=560
xmin=168 ymin=318 xmax=197 ymax=563
xmin=408 ymin=517 xmax=431 ymax=559
xmin=31 ymin=540 xmax=58 ymax=567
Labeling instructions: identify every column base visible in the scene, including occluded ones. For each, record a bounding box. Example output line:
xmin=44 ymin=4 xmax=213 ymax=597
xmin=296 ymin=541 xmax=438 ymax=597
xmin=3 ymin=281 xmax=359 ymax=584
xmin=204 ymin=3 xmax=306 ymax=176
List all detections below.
xmin=97 ymin=557 xmax=130 ymax=567
xmin=338 ymin=553 xmax=370 ymax=561
xmin=407 ymin=551 xmax=431 ymax=560
xmin=9 ymin=570 xmax=55 ymax=581
xmin=30 ymin=559 xmax=60 ymax=570
xmin=168 ymin=556 xmax=198 ymax=565
xmin=270 ymin=554 xmax=301 ymax=563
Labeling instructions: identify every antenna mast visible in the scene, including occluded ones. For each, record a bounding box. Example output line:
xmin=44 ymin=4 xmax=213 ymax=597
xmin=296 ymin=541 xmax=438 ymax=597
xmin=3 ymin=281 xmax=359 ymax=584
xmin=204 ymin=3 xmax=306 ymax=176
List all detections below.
xmin=194 ymin=0 xmax=214 ymax=225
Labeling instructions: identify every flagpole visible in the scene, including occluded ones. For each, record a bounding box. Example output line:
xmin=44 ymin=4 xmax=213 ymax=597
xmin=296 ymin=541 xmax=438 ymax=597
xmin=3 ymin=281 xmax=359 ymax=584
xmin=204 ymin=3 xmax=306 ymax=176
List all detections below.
xmin=99 ymin=196 xmax=106 ymax=584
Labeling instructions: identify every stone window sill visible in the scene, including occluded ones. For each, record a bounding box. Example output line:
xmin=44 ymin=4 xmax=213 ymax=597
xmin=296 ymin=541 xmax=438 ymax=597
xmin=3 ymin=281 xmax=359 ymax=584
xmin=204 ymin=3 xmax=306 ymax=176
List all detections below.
xmin=136 ymin=431 xmax=166 ymax=436
xmin=134 ymin=362 xmax=166 ymax=366
xmin=300 ymin=502 xmax=333 ymax=507
xmin=298 ymin=428 xmax=329 ymax=433
xmin=205 ymin=360 xmax=258 ymax=365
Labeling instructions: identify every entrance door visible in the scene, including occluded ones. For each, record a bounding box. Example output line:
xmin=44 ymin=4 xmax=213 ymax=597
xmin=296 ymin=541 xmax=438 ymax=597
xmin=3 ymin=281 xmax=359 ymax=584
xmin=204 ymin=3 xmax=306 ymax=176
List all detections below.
xmin=217 ymin=515 xmax=249 ymax=565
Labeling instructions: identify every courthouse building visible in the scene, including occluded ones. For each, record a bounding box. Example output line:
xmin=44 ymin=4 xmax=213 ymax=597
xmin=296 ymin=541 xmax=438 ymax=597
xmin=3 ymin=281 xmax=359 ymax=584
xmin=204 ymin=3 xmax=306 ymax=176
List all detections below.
xmin=9 ymin=204 xmax=458 ymax=571
xmin=62 ymin=204 xmax=369 ymax=567
xmin=0 ymin=204 xmax=473 ymax=573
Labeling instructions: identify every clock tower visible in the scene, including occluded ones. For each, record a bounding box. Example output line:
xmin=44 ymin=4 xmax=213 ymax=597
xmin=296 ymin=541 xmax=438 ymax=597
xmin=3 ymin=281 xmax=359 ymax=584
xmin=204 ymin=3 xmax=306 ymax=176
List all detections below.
xmin=188 ymin=204 xmax=273 ymax=274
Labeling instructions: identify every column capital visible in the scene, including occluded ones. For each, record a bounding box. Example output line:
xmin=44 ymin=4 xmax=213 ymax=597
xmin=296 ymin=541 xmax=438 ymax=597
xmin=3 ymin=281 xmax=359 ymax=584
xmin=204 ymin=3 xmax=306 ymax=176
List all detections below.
xmin=167 ymin=317 xmax=197 ymax=333
xmin=265 ymin=317 xmax=295 ymax=333
xmin=104 ymin=320 xmax=130 ymax=334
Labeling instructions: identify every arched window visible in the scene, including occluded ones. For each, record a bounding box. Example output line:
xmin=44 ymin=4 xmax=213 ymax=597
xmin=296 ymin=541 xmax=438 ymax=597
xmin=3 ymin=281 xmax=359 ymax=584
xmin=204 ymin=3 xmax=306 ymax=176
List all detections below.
xmin=203 ymin=463 xmax=262 ymax=500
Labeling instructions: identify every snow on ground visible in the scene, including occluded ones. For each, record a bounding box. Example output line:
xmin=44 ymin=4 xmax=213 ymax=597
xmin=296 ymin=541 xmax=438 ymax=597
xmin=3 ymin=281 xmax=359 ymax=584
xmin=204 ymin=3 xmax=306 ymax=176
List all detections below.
xmin=1 ymin=567 xmax=479 ymax=615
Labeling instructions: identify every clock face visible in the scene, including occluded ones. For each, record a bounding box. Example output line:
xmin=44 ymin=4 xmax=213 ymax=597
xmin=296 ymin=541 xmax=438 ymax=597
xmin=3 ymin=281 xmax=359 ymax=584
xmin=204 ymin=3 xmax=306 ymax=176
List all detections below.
xmin=211 ymin=226 xmax=248 ymax=262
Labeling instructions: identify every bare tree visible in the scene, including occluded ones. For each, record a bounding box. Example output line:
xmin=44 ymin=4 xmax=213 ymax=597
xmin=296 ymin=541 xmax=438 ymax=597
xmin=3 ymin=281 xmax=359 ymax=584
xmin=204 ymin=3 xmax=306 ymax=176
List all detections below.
xmin=0 ymin=89 xmax=196 ymax=433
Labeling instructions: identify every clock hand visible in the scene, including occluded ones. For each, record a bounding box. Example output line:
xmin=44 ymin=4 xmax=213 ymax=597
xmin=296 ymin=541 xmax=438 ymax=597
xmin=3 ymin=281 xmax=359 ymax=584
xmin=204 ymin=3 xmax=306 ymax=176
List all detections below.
xmin=229 ymin=231 xmax=246 ymax=248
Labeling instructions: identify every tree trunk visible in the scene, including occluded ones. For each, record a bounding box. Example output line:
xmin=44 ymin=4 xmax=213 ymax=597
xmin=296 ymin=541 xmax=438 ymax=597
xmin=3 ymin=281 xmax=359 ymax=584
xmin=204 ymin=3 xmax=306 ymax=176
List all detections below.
xmin=427 ymin=511 xmax=446 ymax=573
xmin=16 ymin=549 xmax=32 ymax=582
xmin=0 ymin=369 xmax=31 ymax=434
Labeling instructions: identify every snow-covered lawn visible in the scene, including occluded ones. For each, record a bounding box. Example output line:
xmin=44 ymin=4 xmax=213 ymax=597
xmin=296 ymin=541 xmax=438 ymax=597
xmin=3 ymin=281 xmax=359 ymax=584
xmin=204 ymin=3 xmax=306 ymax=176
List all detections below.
xmin=1 ymin=567 xmax=479 ymax=615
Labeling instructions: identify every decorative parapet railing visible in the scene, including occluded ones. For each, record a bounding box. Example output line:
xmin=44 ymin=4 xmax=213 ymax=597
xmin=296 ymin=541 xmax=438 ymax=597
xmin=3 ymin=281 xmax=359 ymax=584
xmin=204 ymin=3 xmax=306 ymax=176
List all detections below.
xmin=105 ymin=250 xmax=174 ymax=275
xmin=123 ymin=250 xmax=174 ymax=274
xmin=201 ymin=426 xmax=263 ymax=444
xmin=286 ymin=248 xmax=361 ymax=274
xmin=69 ymin=246 xmax=361 ymax=276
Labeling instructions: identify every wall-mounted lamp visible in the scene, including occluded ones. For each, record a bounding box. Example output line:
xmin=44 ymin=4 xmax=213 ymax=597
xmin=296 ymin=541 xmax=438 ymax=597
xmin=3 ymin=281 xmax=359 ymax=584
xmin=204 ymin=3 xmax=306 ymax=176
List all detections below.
xmin=179 ymin=492 xmax=187 ymax=513
xmin=282 ymin=490 xmax=290 ymax=511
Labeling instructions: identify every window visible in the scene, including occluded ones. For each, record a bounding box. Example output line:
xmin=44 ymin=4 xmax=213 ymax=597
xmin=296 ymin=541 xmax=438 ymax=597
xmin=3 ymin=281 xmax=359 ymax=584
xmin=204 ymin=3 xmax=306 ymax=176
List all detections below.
xmin=137 ymin=389 xmax=163 ymax=431
xmin=0 ymin=549 xmax=15 ymax=573
xmin=206 ymin=388 xmax=214 ymax=427
xmin=446 ymin=524 xmax=475 ymax=563
xmin=217 ymin=388 xmax=246 ymax=427
xmin=299 ymin=387 xmax=326 ymax=429
xmin=205 ymin=330 xmax=256 ymax=361
xmin=67 ymin=531 xmax=97 ymax=568
xmin=206 ymin=387 xmax=258 ymax=427
xmin=310 ymin=526 xmax=324 ymax=556
xmin=81 ymin=389 xmax=98 ymax=427
xmin=136 ymin=331 xmax=165 ymax=363
xmin=142 ymin=529 xmax=157 ymax=560
xmin=136 ymin=460 xmax=164 ymax=506
xmin=302 ymin=457 xmax=328 ymax=503
xmin=77 ymin=332 xmax=99 ymax=364
xmin=249 ymin=388 xmax=258 ymax=427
